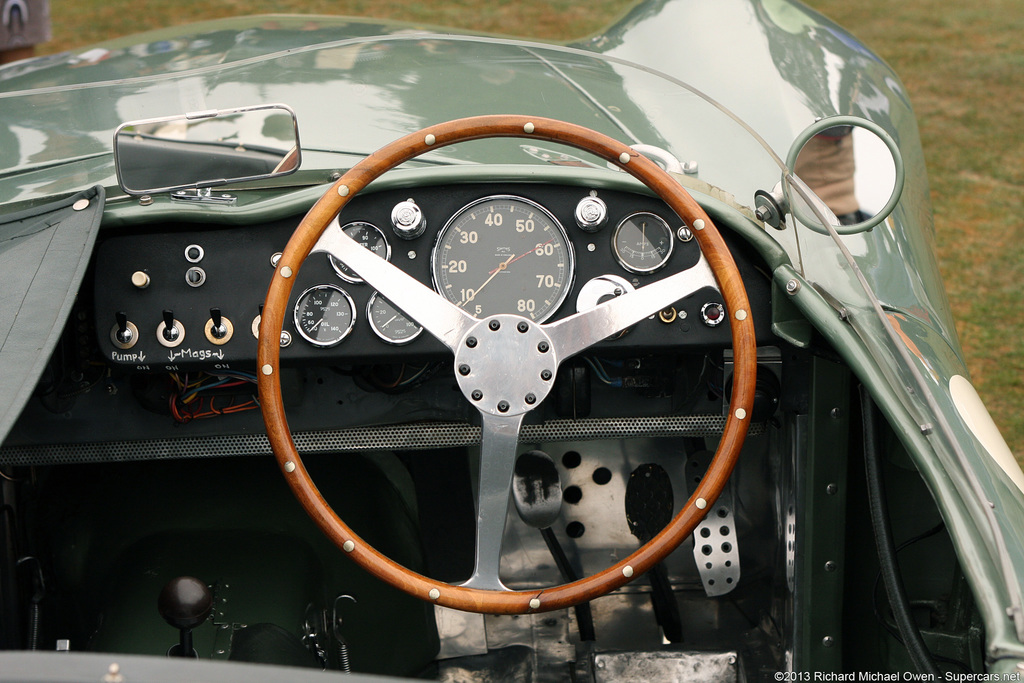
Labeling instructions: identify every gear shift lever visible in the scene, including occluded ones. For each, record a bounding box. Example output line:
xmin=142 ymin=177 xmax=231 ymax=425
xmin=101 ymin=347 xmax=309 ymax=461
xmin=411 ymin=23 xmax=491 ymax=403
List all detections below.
xmin=158 ymin=576 xmax=213 ymax=658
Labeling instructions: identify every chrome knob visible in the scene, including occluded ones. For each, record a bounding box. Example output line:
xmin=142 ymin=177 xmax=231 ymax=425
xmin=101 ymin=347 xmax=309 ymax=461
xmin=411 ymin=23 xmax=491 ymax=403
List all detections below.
xmin=391 ymin=199 xmax=425 ymax=239
xmin=574 ymin=195 xmax=607 ymax=232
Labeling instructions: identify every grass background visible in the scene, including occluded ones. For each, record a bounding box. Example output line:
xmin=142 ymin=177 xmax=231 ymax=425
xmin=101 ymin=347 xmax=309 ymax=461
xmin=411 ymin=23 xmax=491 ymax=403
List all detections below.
xmin=32 ymin=0 xmax=1023 ymax=466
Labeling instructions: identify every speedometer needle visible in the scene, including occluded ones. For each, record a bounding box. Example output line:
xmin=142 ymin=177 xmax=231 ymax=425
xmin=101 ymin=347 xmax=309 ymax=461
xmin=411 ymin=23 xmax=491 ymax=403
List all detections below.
xmin=488 ymin=239 xmax=553 ymax=275
xmin=458 ymin=239 xmax=556 ymax=308
xmin=459 ymin=253 xmax=514 ymax=306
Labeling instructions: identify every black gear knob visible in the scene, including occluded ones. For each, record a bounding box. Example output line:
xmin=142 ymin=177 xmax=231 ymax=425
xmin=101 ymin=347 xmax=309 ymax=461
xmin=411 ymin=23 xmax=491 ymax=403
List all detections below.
xmin=158 ymin=576 xmax=212 ymax=656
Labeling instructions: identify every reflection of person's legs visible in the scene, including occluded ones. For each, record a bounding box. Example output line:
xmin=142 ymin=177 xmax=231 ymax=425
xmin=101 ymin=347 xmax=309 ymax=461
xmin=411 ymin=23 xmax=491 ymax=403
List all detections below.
xmin=1 ymin=0 xmax=50 ymax=64
xmin=794 ymin=127 xmax=864 ymax=224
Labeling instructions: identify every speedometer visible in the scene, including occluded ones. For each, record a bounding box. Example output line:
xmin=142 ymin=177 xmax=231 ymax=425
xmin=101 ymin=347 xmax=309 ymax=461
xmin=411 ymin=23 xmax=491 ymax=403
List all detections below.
xmin=431 ymin=196 xmax=574 ymax=322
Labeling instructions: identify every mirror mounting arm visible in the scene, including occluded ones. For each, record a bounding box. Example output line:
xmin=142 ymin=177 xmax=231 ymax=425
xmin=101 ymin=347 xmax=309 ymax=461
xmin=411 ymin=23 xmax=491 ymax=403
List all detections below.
xmin=170 ymin=188 xmax=237 ymax=205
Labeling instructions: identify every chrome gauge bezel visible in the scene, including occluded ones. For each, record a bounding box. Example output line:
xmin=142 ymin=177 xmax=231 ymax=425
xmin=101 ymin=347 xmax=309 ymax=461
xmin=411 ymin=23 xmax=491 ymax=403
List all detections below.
xmin=366 ymin=292 xmax=423 ymax=346
xmin=328 ymin=220 xmax=391 ymax=284
xmin=611 ymin=211 xmax=674 ymax=274
xmin=430 ymin=195 xmax=575 ymax=323
xmin=292 ymin=284 xmax=357 ymax=348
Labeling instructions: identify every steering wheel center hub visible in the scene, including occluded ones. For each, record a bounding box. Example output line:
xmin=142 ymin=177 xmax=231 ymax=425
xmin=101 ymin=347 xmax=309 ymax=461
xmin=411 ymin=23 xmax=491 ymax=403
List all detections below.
xmin=453 ymin=314 xmax=558 ymax=417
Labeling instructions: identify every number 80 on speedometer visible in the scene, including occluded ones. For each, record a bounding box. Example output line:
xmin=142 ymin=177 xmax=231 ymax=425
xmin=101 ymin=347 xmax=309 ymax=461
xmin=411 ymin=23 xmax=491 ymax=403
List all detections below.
xmin=430 ymin=196 xmax=574 ymax=322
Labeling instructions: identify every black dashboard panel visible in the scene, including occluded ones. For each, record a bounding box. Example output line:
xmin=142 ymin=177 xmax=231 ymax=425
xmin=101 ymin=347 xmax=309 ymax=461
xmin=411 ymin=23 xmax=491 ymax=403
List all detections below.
xmin=93 ymin=183 xmax=773 ymax=373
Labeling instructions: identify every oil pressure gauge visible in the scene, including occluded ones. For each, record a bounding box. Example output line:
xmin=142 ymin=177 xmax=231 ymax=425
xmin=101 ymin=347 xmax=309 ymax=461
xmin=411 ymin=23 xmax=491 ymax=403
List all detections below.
xmin=367 ymin=292 xmax=423 ymax=345
xmin=293 ymin=284 xmax=356 ymax=347
xmin=612 ymin=212 xmax=674 ymax=274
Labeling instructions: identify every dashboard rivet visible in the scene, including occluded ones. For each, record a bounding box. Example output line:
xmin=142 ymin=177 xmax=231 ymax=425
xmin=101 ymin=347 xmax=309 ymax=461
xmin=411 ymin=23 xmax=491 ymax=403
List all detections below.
xmin=529 ymin=598 xmax=541 ymax=610
xmin=466 ymin=336 xmax=477 ymax=348
xmin=429 ymin=588 xmax=440 ymax=600
xmin=618 ymin=152 xmax=631 ymax=164
xmin=343 ymin=540 xmax=355 ymax=553
xmin=425 ymin=134 xmax=436 ymax=146
xmin=73 ymin=198 xmax=90 ymax=211
xmin=280 ymin=266 xmax=293 ymax=278
xmin=524 ymin=122 xmax=535 ymax=134
xmin=261 ymin=364 xmax=273 ymax=376
xmin=537 ymin=341 xmax=549 ymax=353
xmin=525 ymin=393 xmax=536 ymax=405
xmin=337 ymin=185 xmax=350 ymax=197
xmin=696 ymin=498 xmax=708 ymax=510
xmin=284 ymin=461 xmax=296 ymax=473
xmin=497 ymin=401 xmax=510 ymax=413
xmin=693 ymin=218 xmax=706 ymax=231
xmin=735 ymin=408 xmax=747 ymax=420
xmin=622 ymin=566 xmax=634 ymax=578
xmin=471 ymin=390 xmax=483 ymax=401
xmin=488 ymin=320 xmax=501 ymax=331
xmin=541 ymin=369 xmax=553 ymax=381
xmin=735 ymin=309 xmax=747 ymax=321
xmin=517 ymin=322 xmax=529 ymax=333
xmin=458 ymin=364 xmax=471 ymax=376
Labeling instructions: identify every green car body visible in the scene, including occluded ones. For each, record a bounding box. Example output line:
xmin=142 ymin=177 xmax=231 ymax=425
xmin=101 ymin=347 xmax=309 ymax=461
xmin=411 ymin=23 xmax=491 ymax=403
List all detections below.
xmin=1 ymin=1 xmax=1021 ymax=679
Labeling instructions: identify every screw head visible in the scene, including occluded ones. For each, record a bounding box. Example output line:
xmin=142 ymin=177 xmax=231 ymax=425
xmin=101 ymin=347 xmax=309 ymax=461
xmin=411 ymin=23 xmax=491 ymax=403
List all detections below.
xmin=517 ymin=321 xmax=529 ymax=333
xmin=497 ymin=400 xmax=510 ymax=413
xmin=822 ymin=636 xmax=835 ymax=648
xmin=826 ymin=483 xmax=838 ymax=496
xmin=458 ymin=364 xmax=471 ymax=376
xmin=537 ymin=341 xmax=550 ymax=353
xmin=466 ymin=336 xmax=477 ymax=348
xmin=525 ymin=393 xmax=536 ymax=405
xmin=785 ymin=279 xmax=800 ymax=294
xmin=489 ymin=320 xmax=501 ymax=331
xmin=541 ymin=369 xmax=553 ymax=381
xmin=471 ymin=390 xmax=483 ymax=401
xmin=825 ymin=561 xmax=837 ymax=572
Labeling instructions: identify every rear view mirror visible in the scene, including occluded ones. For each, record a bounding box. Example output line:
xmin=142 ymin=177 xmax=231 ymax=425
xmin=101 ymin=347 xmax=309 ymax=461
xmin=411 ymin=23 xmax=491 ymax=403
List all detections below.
xmin=785 ymin=116 xmax=904 ymax=235
xmin=113 ymin=104 xmax=301 ymax=196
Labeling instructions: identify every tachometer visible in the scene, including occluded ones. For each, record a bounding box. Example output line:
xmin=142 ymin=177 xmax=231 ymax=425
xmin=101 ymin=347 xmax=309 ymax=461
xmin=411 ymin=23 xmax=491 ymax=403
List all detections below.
xmin=431 ymin=196 xmax=573 ymax=321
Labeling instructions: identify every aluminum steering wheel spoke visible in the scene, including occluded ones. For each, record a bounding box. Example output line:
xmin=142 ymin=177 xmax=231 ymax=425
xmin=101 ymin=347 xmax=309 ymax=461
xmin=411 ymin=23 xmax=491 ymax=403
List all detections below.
xmin=545 ymin=251 xmax=716 ymax=361
xmin=460 ymin=411 xmax=525 ymax=591
xmin=312 ymin=222 xmax=476 ymax=352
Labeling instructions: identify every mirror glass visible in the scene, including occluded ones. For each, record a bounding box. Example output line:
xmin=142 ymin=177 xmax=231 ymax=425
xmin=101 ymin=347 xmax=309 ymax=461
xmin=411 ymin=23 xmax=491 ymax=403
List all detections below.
xmin=114 ymin=104 xmax=301 ymax=196
xmin=788 ymin=118 xmax=903 ymax=234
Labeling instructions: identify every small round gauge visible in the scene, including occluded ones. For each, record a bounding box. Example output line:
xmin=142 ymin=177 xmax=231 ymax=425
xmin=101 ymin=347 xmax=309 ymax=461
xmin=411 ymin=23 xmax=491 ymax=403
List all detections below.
xmin=293 ymin=284 xmax=356 ymax=347
xmin=612 ymin=212 xmax=674 ymax=274
xmin=367 ymin=292 xmax=423 ymax=345
xmin=431 ymin=196 xmax=574 ymax=322
xmin=328 ymin=221 xmax=391 ymax=283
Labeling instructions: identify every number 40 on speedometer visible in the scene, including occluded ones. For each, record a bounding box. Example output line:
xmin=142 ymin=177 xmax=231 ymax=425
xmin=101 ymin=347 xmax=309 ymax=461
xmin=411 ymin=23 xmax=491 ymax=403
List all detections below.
xmin=430 ymin=196 xmax=575 ymax=322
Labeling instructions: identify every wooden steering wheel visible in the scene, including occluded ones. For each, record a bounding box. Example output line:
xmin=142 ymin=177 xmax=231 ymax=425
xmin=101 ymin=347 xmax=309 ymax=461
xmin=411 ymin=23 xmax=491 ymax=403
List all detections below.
xmin=258 ymin=115 xmax=756 ymax=614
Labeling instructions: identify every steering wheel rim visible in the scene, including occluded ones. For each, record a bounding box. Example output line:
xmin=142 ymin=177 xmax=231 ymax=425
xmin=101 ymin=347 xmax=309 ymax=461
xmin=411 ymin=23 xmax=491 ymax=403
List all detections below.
xmin=258 ymin=115 xmax=756 ymax=615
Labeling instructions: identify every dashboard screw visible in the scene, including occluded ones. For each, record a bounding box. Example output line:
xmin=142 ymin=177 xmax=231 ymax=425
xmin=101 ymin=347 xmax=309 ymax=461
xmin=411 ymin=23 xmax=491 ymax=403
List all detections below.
xmin=517 ymin=321 xmax=529 ymax=333
xmin=471 ymin=390 xmax=483 ymax=401
xmin=489 ymin=320 xmax=501 ymax=331
xmin=822 ymin=636 xmax=835 ymax=648
xmin=525 ymin=393 xmax=536 ymax=404
xmin=825 ymin=561 xmax=837 ymax=572
xmin=541 ymin=369 xmax=553 ymax=381
xmin=537 ymin=341 xmax=550 ymax=353
xmin=497 ymin=400 xmax=510 ymax=413
xmin=458 ymin=364 xmax=471 ymax=376
xmin=466 ymin=336 xmax=477 ymax=348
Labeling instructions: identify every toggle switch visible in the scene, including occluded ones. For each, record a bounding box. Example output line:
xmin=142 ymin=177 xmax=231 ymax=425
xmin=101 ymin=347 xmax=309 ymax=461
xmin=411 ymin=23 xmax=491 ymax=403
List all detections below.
xmin=110 ymin=311 xmax=139 ymax=349
xmin=205 ymin=307 xmax=234 ymax=345
xmin=157 ymin=309 xmax=185 ymax=347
